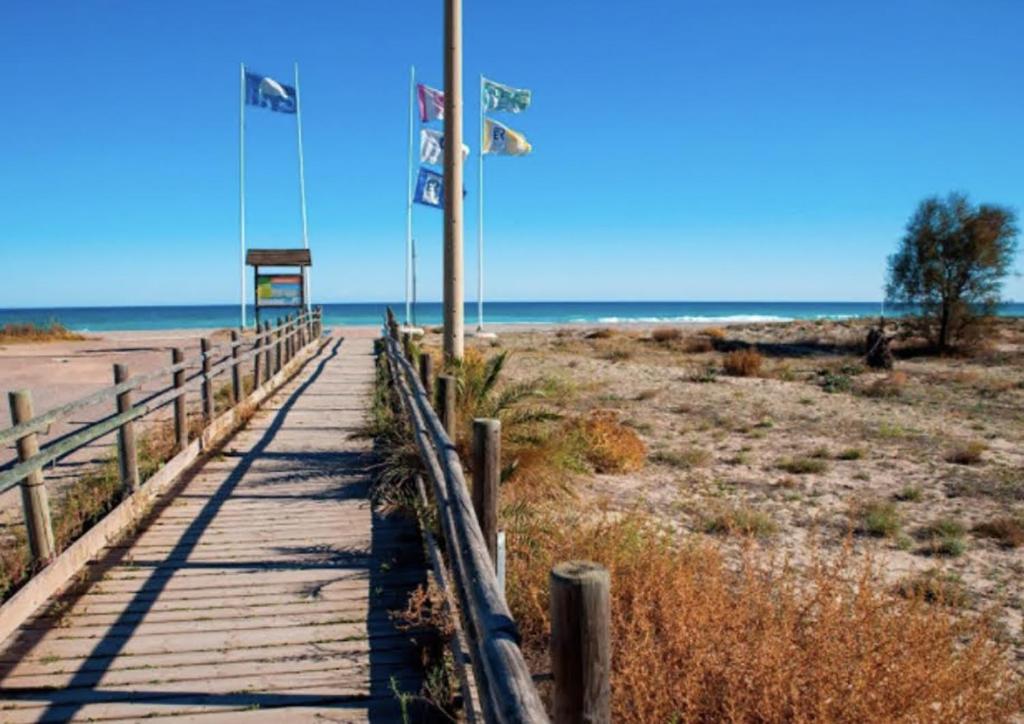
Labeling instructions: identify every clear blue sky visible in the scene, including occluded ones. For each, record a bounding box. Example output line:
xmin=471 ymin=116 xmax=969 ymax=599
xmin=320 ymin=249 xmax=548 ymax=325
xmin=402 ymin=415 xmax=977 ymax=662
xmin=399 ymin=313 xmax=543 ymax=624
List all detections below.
xmin=2 ymin=1 xmax=1022 ymax=307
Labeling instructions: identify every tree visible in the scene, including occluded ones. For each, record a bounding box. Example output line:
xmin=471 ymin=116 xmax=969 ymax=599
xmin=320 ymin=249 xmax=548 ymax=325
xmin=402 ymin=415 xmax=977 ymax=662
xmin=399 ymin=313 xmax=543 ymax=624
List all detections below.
xmin=886 ymin=193 xmax=1018 ymax=351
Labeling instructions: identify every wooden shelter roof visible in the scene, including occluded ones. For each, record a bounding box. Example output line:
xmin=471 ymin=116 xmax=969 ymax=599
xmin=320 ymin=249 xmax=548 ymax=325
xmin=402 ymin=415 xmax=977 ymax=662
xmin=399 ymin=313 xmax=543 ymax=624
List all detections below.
xmin=245 ymin=248 xmax=312 ymax=267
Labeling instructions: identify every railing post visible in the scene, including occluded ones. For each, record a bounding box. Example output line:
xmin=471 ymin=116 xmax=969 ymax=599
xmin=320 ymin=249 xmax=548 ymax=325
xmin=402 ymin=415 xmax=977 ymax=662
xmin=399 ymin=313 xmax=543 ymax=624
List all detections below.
xmin=172 ymin=346 xmax=188 ymax=452
xmin=472 ymin=418 xmax=500 ymax=567
xmin=286 ymin=315 xmax=293 ymax=363
xmin=253 ymin=325 xmax=263 ymax=389
xmin=230 ymin=330 xmax=242 ymax=403
xmin=275 ymin=318 xmax=283 ymax=374
xmin=113 ymin=363 xmax=140 ymax=492
xmin=172 ymin=348 xmax=187 ymax=452
xmin=550 ymin=561 xmax=611 ymax=724
xmin=402 ymin=332 xmax=413 ymax=361
xmin=262 ymin=321 xmax=272 ymax=381
xmin=200 ymin=337 xmax=213 ymax=420
xmin=419 ymin=353 xmax=434 ymax=396
xmin=437 ymin=374 xmax=457 ymax=439
xmin=8 ymin=391 xmax=56 ymax=563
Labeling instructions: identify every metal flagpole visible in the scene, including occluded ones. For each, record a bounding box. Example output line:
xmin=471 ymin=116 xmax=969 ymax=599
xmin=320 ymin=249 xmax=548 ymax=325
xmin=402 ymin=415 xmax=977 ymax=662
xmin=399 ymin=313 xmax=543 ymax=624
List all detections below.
xmin=406 ymin=66 xmax=415 ymax=327
xmin=239 ymin=63 xmax=247 ymax=329
xmin=294 ymin=62 xmax=311 ymax=314
xmin=477 ymin=73 xmax=485 ymax=332
xmin=412 ymin=236 xmax=418 ymax=327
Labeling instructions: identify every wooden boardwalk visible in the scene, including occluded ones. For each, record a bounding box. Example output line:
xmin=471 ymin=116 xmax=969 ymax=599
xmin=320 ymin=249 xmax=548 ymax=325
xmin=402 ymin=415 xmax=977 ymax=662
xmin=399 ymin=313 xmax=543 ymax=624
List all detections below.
xmin=0 ymin=335 xmax=428 ymax=722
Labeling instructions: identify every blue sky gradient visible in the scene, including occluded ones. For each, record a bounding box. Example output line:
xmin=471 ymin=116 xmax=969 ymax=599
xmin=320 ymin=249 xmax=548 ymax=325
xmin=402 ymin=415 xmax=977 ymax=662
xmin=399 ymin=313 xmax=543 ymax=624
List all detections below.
xmin=2 ymin=1 xmax=1022 ymax=306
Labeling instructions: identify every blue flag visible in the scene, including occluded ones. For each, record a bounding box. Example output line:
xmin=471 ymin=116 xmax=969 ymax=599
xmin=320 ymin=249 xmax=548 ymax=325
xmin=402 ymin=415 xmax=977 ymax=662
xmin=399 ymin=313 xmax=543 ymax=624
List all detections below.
xmin=414 ymin=168 xmax=444 ymax=208
xmin=245 ymin=71 xmax=296 ymax=114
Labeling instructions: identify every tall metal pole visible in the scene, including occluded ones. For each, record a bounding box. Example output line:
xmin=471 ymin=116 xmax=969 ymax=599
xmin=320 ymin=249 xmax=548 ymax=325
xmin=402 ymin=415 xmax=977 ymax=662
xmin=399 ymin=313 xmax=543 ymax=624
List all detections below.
xmin=443 ymin=0 xmax=465 ymax=361
xmin=294 ymin=62 xmax=312 ymax=314
xmin=477 ymin=73 xmax=485 ymax=332
xmin=239 ymin=63 xmax=247 ymax=329
xmin=406 ymin=65 xmax=416 ymax=327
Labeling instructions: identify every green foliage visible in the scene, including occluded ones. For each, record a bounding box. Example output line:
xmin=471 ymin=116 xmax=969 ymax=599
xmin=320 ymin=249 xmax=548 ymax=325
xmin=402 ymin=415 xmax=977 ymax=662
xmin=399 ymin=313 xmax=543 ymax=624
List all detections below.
xmin=886 ymin=193 xmax=1019 ymax=351
xmin=777 ymin=457 xmax=828 ymax=475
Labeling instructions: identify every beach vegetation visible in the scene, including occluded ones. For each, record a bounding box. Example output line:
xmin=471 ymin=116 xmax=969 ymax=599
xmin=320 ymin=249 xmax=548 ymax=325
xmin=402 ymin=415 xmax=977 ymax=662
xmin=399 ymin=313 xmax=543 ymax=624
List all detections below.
xmin=702 ymin=505 xmax=777 ymax=537
xmin=777 ymin=456 xmax=828 ymax=475
xmin=886 ymin=192 xmax=1019 ymax=352
xmin=916 ymin=518 xmax=968 ymax=557
xmin=894 ymin=484 xmax=923 ymax=502
xmin=852 ymin=499 xmax=902 ymax=537
xmin=0 ymin=321 xmax=85 ymax=344
xmin=650 ymin=447 xmax=710 ymax=469
xmin=973 ymin=515 xmax=1024 ymax=549
xmin=945 ymin=440 xmax=986 ymax=465
xmin=650 ymin=327 xmax=682 ymax=344
xmin=722 ymin=347 xmax=762 ymax=376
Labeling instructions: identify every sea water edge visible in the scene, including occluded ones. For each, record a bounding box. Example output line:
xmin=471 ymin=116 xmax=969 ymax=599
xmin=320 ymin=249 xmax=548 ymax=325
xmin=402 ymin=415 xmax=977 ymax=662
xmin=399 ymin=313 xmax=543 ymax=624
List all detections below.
xmin=0 ymin=301 xmax=1022 ymax=333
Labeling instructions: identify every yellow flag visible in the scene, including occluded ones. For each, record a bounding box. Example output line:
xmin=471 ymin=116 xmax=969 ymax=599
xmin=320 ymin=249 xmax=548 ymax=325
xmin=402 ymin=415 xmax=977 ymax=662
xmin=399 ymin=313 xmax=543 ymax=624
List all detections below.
xmin=483 ymin=118 xmax=532 ymax=156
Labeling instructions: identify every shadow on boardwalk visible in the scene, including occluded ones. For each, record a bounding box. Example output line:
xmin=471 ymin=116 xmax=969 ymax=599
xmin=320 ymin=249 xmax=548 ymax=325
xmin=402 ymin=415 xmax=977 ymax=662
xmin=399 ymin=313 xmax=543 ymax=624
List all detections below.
xmin=0 ymin=336 xmax=431 ymax=722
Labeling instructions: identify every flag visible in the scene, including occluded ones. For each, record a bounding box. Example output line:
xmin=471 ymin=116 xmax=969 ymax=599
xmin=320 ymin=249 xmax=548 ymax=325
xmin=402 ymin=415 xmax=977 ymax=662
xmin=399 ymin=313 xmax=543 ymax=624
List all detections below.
xmin=482 ymin=78 xmax=531 ymax=113
xmin=414 ymin=167 xmax=444 ymax=208
xmin=420 ymin=129 xmax=470 ymax=165
xmin=245 ymin=70 xmax=297 ymax=114
xmin=483 ymin=118 xmax=532 ymax=156
xmin=417 ymin=83 xmax=444 ymax=122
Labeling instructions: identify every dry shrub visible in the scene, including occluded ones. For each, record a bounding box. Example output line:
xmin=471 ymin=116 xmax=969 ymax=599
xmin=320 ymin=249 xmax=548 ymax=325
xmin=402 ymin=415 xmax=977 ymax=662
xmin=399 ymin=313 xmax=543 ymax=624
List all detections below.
xmin=723 ymin=347 xmax=763 ymax=377
xmin=973 ymin=515 xmax=1024 ymax=548
xmin=506 ymin=512 xmax=1021 ymax=723
xmin=585 ymin=328 xmax=615 ymax=340
xmin=0 ymin=321 xmax=84 ymax=344
xmin=860 ymin=370 xmax=908 ymax=398
xmin=704 ymin=326 xmax=727 ymax=340
xmin=682 ymin=335 xmax=714 ymax=353
xmin=650 ymin=327 xmax=682 ymax=344
xmin=575 ymin=411 xmax=646 ymax=473
xmin=946 ymin=441 xmax=986 ymax=465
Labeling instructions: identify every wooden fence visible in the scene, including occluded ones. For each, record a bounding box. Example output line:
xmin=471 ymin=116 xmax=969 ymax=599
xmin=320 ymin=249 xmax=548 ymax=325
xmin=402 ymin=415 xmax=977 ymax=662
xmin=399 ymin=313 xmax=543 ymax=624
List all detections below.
xmin=382 ymin=309 xmax=613 ymax=724
xmin=0 ymin=309 xmax=323 ymax=587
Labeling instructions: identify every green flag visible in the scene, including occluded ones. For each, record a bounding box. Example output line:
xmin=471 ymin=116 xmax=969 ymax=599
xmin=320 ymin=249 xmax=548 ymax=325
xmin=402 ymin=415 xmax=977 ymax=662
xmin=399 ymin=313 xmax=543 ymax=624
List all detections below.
xmin=482 ymin=78 xmax=531 ymax=113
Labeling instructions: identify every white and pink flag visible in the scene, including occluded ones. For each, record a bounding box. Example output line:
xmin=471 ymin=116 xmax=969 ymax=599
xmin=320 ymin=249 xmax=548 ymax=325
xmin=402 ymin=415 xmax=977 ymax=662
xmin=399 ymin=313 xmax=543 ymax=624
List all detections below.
xmin=417 ymin=83 xmax=444 ymax=122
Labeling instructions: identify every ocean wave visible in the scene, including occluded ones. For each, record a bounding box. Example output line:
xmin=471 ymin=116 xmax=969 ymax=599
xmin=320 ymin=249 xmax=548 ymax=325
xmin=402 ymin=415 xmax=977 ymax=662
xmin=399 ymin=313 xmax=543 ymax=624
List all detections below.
xmin=576 ymin=315 xmax=796 ymax=324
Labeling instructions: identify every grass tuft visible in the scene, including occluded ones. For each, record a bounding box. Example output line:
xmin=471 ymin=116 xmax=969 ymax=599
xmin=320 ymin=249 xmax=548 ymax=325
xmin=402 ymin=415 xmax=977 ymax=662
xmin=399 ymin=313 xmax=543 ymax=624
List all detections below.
xmin=0 ymin=321 xmax=85 ymax=344
xmin=945 ymin=441 xmax=986 ymax=466
xmin=777 ymin=457 xmax=828 ymax=475
xmin=722 ymin=348 xmax=763 ymax=377
xmin=972 ymin=515 xmax=1024 ymax=549
xmin=852 ymin=500 xmax=901 ymax=537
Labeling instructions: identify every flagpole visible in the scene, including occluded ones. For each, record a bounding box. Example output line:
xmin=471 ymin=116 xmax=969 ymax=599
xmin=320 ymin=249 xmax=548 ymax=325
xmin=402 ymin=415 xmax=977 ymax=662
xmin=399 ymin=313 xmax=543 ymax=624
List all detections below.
xmin=294 ymin=62 xmax=311 ymax=314
xmin=443 ymin=0 xmax=465 ymax=362
xmin=477 ymin=73 xmax=485 ymax=332
xmin=406 ymin=65 xmax=415 ymax=327
xmin=239 ymin=63 xmax=247 ymax=330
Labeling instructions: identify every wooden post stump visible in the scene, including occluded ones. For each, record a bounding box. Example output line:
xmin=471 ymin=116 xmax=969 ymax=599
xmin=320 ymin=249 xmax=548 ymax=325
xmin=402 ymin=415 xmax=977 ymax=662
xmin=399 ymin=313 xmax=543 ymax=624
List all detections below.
xmin=113 ymin=363 xmax=140 ymax=492
xmin=551 ymin=561 xmax=611 ymax=724
xmin=472 ymin=418 xmax=500 ymax=567
xmin=253 ymin=326 xmax=263 ymax=389
xmin=419 ymin=353 xmax=434 ymax=396
xmin=200 ymin=337 xmax=213 ymax=420
xmin=8 ymin=391 xmax=56 ymax=563
xmin=437 ymin=374 xmax=457 ymax=439
xmin=230 ymin=330 xmax=242 ymax=403
xmin=263 ymin=321 xmax=272 ymax=381
xmin=275 ymin=319 xmax=283 ymax=374
xmin=402 ymin=332 xmax=413 ymax=361
xmin=172 ymin=348 xmax=188 ymax=452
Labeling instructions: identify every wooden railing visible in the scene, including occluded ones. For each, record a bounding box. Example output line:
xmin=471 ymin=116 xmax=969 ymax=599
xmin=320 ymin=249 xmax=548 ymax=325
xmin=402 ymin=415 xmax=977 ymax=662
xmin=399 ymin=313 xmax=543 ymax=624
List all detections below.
xmin=381 ymin=312 xmax=550 ymax=724
xmin=0 ymin=308 xmax=324 ymax=565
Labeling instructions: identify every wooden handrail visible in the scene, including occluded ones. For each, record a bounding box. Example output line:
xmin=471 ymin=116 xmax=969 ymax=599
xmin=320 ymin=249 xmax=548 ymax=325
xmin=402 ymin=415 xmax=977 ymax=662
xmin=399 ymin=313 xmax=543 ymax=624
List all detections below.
xmin=0 ymin=309 xmax=324 ymax=494
xmin=383 ymin=332 xmax=548 ymax=723
xmin=0 ymin=311 xmax=317 ymax=447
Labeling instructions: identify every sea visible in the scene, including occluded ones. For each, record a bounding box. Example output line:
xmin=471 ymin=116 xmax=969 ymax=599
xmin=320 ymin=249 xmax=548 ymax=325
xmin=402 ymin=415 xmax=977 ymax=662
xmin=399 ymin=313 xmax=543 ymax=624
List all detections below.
xmin=0 ymin=302 xmax=1022 ymax=332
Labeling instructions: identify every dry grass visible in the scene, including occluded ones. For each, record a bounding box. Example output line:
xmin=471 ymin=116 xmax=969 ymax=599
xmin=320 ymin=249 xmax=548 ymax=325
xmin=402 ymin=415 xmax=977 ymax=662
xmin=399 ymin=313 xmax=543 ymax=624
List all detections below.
xmin=0 ymin=321 xmax=84 ymax=344
xmin=650 ymin=327 xmax=682 ymax=344
xmin=723 ymin=347 xmax=763 ymax=377
xmin=946 ymin=441 xmax=987 ymax=465
xmin=506 ymin=512 xmax=1022 ymax=723
xmin=973 ymin=515 xmax=1024 ymax=549
xmin=575 ymin=411 xmax=646 ymax=474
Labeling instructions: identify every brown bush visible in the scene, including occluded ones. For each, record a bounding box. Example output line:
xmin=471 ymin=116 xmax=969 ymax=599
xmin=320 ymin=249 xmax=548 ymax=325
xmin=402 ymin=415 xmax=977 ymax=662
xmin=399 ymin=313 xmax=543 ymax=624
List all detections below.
xmin=576 ymin=410 xmax=646 ymax=473
xmin=650 ymin=327 xmax=682 ymax=344
xmin=506 ymin=513 xmax=1022 ymax=723
xmin=585 ymin=328 xmax=615 ymax=340
xmin=704 ymin=326 xmax=727 ymax=340
xmin=723 ymin=347 xmax=763 ymax=377
xmin=0 ymin=321 xmax=84 ymax=344
xmin=945 ymin=441 xmax=986 ymax=465
xmin=860 ymin=370 xmax=909 ymax=398
xmin=973 ymin=516 xmax=1024 ymax=548
xmin=683 ymin=336 xmax=714 ymax=353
